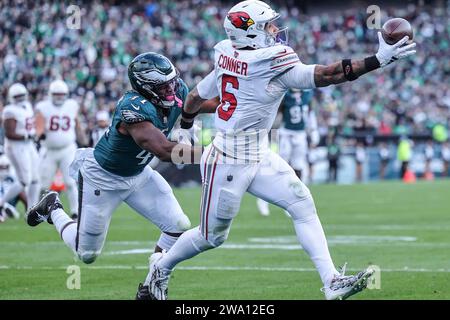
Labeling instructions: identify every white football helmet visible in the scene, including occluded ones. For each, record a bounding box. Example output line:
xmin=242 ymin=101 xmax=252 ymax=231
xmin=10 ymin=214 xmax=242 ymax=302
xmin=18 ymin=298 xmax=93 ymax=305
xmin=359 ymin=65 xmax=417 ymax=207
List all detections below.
xmin=49 ymin=80 xmax=69 ymax=106
xmin=7 ymin=83 xmax=28 ymax=105
xmin=224 ymin=0 xmax=288 ymax=49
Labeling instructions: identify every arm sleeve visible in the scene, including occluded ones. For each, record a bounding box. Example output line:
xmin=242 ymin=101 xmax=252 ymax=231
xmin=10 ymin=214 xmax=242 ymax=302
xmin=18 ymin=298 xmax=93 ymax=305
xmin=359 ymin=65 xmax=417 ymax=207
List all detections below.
xmin=278 ymin=63 xmax=317 ymax=90
xmin=197 ymin=70 xmax=219 ymax=100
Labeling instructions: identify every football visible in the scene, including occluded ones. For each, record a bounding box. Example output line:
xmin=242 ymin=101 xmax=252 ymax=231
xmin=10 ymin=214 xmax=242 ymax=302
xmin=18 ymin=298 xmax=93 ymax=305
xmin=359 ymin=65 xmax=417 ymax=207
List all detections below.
xmin=381 ymin=18 xmax=414 ymax=45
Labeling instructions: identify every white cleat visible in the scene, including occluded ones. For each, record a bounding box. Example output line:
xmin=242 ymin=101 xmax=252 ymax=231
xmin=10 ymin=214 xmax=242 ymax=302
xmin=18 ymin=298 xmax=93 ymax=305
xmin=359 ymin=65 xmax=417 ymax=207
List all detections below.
xmin=148 ymin=252 xmax=171 ymax=300
xmin=3 ymin=203 xmax=20 ymax=219
xmin=144 ymin=251 xmax=163 ymax=285
xmin=256 ymin=199 xmax=270 ymax=216
xmin=322 ymin=264 xmax=375 ymax=300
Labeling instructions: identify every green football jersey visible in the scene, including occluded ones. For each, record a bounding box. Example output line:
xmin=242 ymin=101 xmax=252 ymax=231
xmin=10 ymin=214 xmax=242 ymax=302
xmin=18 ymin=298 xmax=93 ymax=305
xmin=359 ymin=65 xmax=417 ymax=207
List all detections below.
xmin=94 ymin=80 xmax=188 ymax=177
xmin=282 ymin=89 xmax=314 ymax=131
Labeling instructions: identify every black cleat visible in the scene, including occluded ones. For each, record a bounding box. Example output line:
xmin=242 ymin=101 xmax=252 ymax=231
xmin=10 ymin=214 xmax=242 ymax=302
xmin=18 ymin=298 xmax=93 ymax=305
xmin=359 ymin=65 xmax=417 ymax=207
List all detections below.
xmin=26 ymin=191 xmax=63 ymax=227
xmin=135 ymin=283 xmax=152 ymax=300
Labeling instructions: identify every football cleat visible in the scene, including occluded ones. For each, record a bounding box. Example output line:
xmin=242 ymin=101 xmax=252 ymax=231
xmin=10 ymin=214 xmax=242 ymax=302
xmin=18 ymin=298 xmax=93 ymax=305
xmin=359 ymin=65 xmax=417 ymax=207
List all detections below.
xmin=3 ymin=203 xmax=20 ymax=219
xmin=135 ymin=283 xmax=152 ymax=300
xmin=26 ymin=191 xmax=63 ymax=227
xmin=322 ymin=264 xmax=375 ymax=300
xmin=148 ymin=252 xmax=170 ymax=300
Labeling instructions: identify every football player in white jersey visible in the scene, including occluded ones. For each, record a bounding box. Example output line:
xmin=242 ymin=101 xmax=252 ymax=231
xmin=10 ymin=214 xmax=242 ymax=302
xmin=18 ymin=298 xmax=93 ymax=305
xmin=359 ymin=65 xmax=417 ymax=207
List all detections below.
xmin=90 ymin=110 xmax=110 ymax=146
xmin=35 ymin=80 xmax=83 ymax=219
xmin=0 ymin=152 xmax=24 ymax=222
xmin=0 ymin=83 xmax=41 ymax=213
xmin=148 ymin=0 xmax=416 ymax=300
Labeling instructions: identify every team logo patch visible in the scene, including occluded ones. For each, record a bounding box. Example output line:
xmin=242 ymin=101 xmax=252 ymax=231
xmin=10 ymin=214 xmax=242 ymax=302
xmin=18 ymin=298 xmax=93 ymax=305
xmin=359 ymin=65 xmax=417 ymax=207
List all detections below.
xmin=121 ymin=109 xmax=145 ymax=123
xmin=227 ymin=11 xmax=255 ymax=31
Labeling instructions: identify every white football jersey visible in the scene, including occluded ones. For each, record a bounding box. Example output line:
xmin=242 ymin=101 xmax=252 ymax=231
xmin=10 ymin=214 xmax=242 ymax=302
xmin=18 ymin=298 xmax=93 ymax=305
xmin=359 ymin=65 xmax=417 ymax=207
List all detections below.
xmin=36 ymin=99 xmax=79 ymax=149
xmin=197 ymin=39 xmax=316 ymax=161
xmin=2 ymin=102 xmax=35 ymax=139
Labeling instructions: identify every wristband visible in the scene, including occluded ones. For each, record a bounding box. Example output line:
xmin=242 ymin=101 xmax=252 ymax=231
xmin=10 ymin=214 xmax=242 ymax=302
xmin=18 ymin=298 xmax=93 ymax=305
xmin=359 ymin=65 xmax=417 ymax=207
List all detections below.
xmin=180 ymin=118 xmax=194 ymax=129
xmin=364 ymin=55 xmax=380 ymax=72
xmin=182 ymin=109 xmax=199 ymax=120
xmin=342 ymin=59 xmax=359 ymax=81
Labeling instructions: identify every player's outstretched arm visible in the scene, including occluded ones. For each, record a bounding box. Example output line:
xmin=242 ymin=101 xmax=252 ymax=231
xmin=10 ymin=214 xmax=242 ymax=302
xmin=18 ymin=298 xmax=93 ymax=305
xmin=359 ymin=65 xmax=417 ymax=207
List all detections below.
xmin=313 ymin=32 xmax=416 ymax=87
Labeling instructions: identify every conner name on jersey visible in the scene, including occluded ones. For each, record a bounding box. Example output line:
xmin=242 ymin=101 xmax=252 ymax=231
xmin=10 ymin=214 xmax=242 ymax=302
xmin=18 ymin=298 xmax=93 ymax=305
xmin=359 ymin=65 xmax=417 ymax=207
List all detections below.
xmin=218 ymin=54 xmax=248 ymax=76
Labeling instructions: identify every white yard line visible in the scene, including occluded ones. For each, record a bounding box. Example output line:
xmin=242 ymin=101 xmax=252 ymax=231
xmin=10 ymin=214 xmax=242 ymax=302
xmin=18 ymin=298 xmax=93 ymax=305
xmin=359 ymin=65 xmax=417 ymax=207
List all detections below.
xmin=1 ymin=265 xmax=450 ymax=273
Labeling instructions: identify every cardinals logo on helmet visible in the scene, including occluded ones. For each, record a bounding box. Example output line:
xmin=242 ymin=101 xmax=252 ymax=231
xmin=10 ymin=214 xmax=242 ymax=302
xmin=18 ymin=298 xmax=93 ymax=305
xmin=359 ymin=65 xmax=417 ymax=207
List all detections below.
xmin=227 ymin=11 xmax=255 ymax=31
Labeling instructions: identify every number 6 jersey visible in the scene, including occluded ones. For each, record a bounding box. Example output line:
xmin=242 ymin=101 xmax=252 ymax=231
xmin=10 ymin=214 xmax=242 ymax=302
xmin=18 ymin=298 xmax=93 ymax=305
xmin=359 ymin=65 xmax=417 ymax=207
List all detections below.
xmin=197 ymin=39 xmax=317 ymax=161
xmin=35 ymin=99 xmax=79 ymax=149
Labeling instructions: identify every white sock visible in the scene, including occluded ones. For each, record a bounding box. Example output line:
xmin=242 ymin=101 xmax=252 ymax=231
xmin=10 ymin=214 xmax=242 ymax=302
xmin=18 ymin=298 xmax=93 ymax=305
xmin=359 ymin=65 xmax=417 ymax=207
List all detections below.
xmin=292 ymin=214 xmax=338 ymax=286
xmin=66 ymin=181 xmax=79 ymax=215
xmin=27 ymin=180 xmax=41 ymax=209
xmin=156 ymin=233 xmax=179 ymax=252
xmin=158 ymin=228 xmax=212 ymax=271
xmin=0 ymin=181 xmax=24 ymax=207
xmin=51 ymin=208 xmax=77 ymax=253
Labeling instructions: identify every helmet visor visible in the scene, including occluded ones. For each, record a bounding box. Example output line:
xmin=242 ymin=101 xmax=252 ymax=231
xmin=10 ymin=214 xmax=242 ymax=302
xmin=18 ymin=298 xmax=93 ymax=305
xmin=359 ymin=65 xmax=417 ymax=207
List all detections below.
xmin=265 ymin=19 xmax=289 ymax=45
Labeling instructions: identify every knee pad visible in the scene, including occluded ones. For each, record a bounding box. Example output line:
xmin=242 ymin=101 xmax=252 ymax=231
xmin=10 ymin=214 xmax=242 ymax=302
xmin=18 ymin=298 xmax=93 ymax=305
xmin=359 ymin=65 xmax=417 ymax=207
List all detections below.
xmin=286 ymin=195 xmax=317 ymax=223
xmin=176 ymin=214 xmax=191 ymax=232
xmin=78 ymin=250 xmax=99 ymax=264
xmin=216 ymin=189 xmax=241 ymax=220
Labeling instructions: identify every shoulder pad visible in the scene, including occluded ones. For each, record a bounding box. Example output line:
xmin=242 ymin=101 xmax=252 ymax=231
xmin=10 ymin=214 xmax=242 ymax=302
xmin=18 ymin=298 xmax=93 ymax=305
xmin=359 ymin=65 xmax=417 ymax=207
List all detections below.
xmin=35 ymin=100 xmax=48 ymax=111
xmin=214 ymin=39 xmax=232 ymax=52
xmin=120 ymin=109 xmax=146 ymax=124
xmin=268 ymin=46 xmax=300 ymax=72
xmin=119 ymin=92 xmax=155 ymax=124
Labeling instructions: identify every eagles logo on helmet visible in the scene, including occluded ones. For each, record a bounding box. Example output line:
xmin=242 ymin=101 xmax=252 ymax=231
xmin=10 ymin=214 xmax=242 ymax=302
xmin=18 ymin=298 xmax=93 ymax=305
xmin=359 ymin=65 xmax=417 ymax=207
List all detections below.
xmin=227 ymin=11 xmax=255 ymax=31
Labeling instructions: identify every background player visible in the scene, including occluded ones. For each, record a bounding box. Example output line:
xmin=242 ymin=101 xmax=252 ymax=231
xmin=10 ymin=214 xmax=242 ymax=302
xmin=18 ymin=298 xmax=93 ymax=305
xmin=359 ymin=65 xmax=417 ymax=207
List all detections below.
xmin=0 ymin=151 xmax=24 ymax=222
xmin=90 ymin=110 xmax=111 ymax=146
xmin=0 ymin=83 xmax=40 ymax=214
xmin=35 ymin=80 xmax=86 ymax=219
xmin=148 ymin=0 xmax=416 ymax=300
xmin=257 ymin=88 xmax=319 ymax=216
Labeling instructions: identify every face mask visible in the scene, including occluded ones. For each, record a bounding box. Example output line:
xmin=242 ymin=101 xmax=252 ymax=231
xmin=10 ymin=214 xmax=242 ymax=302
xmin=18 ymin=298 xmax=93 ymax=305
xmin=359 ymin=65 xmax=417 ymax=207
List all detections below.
xmin=154 ymin=78 xmax=179 ymax=107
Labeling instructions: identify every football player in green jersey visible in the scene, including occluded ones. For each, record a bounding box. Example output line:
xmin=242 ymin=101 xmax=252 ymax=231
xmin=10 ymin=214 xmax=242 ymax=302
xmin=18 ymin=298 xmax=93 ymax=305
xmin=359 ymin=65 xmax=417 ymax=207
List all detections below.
xmin=26 ymin=52 xmax=216 ymax=299
xmin=257 ymin=89 xmax=320 ymax=216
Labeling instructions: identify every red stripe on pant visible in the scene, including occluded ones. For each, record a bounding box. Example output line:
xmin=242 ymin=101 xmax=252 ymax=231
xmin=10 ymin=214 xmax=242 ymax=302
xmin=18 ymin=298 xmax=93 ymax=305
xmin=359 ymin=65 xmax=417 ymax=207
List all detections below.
xmin=204 ymin=156 xmax=218 ymax=240
xmin=199 ymin=146 xmax=214 ymax=223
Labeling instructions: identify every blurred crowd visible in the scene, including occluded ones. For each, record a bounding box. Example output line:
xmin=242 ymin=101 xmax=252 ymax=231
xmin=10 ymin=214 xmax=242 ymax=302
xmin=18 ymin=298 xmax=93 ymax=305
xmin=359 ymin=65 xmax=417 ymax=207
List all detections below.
xmin=0 ymin=0 xmax=449 ymax=139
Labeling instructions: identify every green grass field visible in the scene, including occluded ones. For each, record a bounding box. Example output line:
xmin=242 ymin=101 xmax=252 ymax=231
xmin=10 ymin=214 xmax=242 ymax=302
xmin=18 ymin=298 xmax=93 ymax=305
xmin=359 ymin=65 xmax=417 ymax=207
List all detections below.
xmin=1 ymin=180 xmax=450 ymax=300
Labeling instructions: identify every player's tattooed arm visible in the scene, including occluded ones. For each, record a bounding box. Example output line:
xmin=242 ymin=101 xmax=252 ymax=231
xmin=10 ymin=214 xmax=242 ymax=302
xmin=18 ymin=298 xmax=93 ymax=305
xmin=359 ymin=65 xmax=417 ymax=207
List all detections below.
xmin=123 ymin=121 xmax=201 ymax=163
xmin=3 ymin=119 xmax=27 ymax=140
xmin=313 ymin=59 xmax=370 ymax=87
xmin=314 ymin=35 xmax=416 ymax=87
